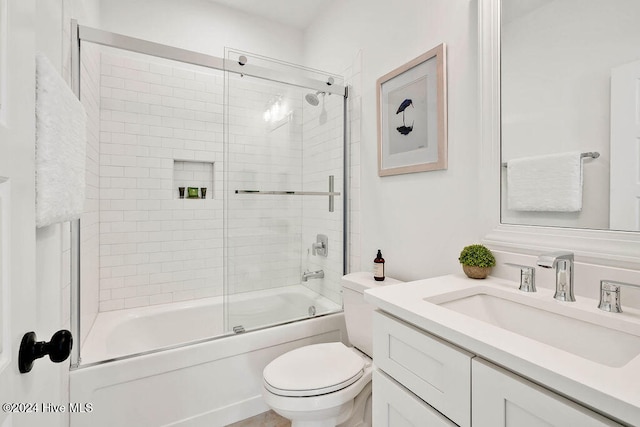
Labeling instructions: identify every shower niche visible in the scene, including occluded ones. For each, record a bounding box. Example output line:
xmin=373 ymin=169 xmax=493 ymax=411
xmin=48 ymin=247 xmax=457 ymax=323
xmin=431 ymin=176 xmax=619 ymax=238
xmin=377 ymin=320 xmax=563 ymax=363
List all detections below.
xmin=173 ymin=160 xmax=215 ymax=199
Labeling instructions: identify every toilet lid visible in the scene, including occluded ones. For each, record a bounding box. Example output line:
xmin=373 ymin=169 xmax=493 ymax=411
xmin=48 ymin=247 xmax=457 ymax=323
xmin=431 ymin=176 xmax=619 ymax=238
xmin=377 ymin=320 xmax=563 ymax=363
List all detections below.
xmin=263 ymin=342 xmax=365 ymax=397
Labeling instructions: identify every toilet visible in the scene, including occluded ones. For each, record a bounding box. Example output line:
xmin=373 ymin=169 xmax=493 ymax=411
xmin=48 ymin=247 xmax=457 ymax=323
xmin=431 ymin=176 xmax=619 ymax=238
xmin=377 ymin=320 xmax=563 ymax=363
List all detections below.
xmin=262 ymin=272 xmax=402 ymax=427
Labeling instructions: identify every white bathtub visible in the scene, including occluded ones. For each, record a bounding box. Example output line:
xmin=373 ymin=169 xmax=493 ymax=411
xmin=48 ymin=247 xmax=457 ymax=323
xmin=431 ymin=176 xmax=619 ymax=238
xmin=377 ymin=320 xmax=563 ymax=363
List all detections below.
xmin=71 ymin=286 xmax=345 ymax=426
xmin=81 ymin=285 xmax=338 ymax=364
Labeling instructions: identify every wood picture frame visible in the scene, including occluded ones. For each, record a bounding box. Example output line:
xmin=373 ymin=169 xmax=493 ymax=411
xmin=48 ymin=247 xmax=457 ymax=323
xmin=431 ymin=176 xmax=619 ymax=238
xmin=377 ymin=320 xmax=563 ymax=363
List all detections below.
xmin=377 ymin=43 xmax=447 ymax=176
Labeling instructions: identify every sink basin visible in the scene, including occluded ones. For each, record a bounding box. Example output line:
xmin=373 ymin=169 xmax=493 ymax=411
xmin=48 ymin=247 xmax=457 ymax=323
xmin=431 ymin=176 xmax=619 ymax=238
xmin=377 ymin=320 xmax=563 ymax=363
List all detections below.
xmin=426 ymin=287 xmax=640 ymax=368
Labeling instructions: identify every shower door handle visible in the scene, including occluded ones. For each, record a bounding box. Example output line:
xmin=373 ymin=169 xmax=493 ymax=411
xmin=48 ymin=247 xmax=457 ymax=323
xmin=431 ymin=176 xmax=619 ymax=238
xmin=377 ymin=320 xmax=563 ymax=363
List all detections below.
xmin=328 ymin=175 xmax=335 ymax=212
xmin=235 ymin=175 xmax=340 ymax=212
xmin=18 ymin=329 xmax=73 ymax=373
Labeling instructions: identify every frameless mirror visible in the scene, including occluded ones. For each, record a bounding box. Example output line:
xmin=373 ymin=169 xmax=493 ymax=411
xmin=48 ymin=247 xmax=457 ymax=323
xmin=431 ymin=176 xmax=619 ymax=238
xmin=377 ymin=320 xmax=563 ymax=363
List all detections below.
xmin=500 ymin=0 xmax=640 ymax=231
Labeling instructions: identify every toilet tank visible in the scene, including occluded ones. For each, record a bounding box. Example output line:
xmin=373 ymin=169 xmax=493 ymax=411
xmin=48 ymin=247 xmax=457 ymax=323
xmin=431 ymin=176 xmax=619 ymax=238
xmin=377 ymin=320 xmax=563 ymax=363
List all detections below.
xmin=342 ymin=272 xmax=403 ymax=357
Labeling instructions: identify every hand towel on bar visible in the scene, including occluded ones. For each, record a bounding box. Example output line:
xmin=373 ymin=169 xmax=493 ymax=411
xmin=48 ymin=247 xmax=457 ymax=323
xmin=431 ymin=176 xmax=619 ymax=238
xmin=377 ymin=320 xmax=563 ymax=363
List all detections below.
xmin=35 ymin=53 xmax=87 ymax=228
xmin=507 ymin=152 xmax=582 ymax=212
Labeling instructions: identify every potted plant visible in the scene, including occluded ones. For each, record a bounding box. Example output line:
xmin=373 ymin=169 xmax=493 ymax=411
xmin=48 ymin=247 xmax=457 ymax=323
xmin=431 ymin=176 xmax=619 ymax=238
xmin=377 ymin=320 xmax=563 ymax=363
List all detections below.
xmin=458 ymin=244 xmax=496 ymax=279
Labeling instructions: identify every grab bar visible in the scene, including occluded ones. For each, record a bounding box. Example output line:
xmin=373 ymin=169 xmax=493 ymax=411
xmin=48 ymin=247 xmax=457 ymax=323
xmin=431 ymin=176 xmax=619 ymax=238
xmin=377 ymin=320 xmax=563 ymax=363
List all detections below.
xmin=501 ymin=151 xmax=599 ymax=168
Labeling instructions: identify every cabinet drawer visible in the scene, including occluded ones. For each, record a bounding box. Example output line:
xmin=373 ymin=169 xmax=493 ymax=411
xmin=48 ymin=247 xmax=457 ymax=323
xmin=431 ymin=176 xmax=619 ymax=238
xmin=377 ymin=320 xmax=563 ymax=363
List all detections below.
xmin=373 ymin=311 xmax=472 ymax=427
xmin=373 ymin=370 xmax=457 ymax=427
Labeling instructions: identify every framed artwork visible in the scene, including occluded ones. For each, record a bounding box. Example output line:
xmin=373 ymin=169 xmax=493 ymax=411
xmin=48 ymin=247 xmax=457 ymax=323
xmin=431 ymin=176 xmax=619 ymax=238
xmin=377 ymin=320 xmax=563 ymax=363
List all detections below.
xmin=377 ymin=43 xmax=447 ymax=176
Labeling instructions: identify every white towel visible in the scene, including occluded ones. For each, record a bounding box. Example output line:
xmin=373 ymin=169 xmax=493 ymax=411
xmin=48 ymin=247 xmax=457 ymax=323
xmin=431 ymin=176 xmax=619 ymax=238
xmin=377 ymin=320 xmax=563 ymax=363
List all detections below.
xmin=507 ymin=152 xmax=582 ymax=212
xmin=35 ymin=54 xmax=87 ymax=228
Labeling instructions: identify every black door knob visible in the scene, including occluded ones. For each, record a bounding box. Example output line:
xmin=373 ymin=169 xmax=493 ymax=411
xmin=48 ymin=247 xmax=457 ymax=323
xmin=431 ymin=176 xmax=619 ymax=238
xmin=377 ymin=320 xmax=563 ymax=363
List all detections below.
xmin=18 ymin=330 xmax=73 ymax=373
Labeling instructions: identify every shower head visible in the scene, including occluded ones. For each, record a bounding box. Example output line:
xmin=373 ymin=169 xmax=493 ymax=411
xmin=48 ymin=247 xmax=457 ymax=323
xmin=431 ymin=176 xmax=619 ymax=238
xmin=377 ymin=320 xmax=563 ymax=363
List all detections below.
xmin=305 ymin=92 xmax=320 ymax=106
xmin=305 ymin=91 xmax=325 ymax=106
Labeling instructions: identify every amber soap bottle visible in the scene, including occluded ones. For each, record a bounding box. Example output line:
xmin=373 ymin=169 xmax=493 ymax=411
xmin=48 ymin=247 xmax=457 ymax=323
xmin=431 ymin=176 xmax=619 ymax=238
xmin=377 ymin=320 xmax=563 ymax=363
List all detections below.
xmin=373 ymin=249 xmax=385 ymax=281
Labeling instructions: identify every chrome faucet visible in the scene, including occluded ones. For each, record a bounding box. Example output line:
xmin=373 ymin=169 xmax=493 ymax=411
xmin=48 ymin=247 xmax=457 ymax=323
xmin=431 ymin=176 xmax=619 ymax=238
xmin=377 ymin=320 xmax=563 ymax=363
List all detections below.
xmin=302 ymin=269 xmax=324 ymax=282
xmin=536 ymin=251 xmax=575 ymax=302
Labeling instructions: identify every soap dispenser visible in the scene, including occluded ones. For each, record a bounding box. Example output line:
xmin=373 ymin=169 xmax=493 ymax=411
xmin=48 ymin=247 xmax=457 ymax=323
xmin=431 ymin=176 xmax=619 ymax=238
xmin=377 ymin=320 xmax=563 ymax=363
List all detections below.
xmin=373 ymin=250 xmax=385 ymax=281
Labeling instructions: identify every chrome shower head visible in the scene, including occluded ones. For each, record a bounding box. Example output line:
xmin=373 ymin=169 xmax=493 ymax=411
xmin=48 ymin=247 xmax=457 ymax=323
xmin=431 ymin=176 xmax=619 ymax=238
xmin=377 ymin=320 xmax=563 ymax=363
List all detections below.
xmin=305 ymin=92 xmax=320 ymax=106
xmin=305 ymin=91 xmax=325 ymax=106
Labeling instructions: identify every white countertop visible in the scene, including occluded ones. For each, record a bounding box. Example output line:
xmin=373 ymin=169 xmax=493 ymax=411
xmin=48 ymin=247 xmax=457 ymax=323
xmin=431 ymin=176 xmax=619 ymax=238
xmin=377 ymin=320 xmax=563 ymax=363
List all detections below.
xmin=364 ymin=274 xmax=640 ymax=426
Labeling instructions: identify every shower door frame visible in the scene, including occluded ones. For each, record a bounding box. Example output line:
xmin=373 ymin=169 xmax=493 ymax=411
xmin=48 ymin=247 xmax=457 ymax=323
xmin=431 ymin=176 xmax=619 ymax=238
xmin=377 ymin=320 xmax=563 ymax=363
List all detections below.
xmin=69 ymin=20 xmax=349 ymax=368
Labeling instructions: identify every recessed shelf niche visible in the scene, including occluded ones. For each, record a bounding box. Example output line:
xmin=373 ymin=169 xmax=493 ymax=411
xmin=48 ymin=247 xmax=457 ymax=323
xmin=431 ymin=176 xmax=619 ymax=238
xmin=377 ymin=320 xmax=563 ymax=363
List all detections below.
xmin=173 ymin=160 xmax=214 ymax=200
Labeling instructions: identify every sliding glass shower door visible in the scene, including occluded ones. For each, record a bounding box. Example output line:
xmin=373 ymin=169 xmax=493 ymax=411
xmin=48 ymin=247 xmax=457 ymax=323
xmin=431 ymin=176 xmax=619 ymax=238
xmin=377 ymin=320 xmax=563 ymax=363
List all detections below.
xmin=72 ymin=28 xmax=347 ymax=365
xmin=224 ymin=50 xmax=346 ymax=333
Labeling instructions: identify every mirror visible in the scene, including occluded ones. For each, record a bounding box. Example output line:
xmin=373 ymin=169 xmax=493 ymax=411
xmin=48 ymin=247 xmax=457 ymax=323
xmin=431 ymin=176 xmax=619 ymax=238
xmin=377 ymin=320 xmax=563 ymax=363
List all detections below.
xmin=500 ymin=0 xmax=640 ymax=232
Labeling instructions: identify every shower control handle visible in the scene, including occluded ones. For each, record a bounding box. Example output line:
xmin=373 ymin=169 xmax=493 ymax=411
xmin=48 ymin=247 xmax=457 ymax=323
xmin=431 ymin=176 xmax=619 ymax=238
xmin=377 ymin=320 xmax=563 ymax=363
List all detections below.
xmin=18 ymin=329 xmax=73 ymax=373
xmin=312 ymin=234 xmax=328 ymax=257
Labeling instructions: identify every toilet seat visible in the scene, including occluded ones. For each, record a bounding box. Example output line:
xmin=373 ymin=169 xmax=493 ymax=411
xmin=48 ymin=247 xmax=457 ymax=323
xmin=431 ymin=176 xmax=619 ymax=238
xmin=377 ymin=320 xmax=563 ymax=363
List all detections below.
xmin=263 ymin=342 xmax=365 ymax=397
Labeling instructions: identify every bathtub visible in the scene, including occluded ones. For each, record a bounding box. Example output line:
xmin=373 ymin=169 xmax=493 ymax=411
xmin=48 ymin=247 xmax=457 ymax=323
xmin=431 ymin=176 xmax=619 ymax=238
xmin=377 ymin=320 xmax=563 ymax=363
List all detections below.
xmin=71 ymin=285 xmax=346 ymax=427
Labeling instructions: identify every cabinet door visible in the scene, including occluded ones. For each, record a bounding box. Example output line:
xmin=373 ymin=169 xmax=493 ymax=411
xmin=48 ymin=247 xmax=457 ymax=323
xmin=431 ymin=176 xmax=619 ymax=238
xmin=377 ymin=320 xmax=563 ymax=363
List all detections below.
xmin=472 ymin=359 xmax=622 ymax=427
xmin=373 ymin=311 xmax=472 ymax=427
xmin=373 ymin=370 xmax=457 ymax=427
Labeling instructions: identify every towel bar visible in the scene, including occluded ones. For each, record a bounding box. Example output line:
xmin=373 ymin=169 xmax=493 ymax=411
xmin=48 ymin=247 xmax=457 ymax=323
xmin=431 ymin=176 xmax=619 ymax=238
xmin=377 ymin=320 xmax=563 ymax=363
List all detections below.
xmin=502 ymin=151 xmax=599 ymax=168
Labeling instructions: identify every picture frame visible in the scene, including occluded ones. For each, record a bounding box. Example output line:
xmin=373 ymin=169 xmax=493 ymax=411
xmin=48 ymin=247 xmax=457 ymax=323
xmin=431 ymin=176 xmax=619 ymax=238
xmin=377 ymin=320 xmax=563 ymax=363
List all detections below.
xmin=377 ymin=43 xmax=447 ymax=176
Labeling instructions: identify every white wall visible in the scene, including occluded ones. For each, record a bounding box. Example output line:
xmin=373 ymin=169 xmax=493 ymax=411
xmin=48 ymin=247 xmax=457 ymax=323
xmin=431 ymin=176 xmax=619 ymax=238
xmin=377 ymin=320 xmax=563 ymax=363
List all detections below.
xmin=304 ymin=0 xmax=481 ymax=282
xmin=99 ymin=0 xmax=304 ymax=64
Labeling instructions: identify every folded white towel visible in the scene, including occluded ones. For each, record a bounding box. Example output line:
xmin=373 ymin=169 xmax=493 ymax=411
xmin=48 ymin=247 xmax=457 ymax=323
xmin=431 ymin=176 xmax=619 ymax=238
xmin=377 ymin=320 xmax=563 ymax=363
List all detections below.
xmin=35 ymin=54 xmax=87 ymax=228
xmin=507 ymin=152 xmax=582 ymax=212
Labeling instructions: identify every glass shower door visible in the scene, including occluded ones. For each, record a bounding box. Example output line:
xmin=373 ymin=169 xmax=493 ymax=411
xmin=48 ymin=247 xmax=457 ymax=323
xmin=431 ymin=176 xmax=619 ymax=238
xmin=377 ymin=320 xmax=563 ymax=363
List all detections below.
xmin=224 ymin=51 xmax=345 ymax=334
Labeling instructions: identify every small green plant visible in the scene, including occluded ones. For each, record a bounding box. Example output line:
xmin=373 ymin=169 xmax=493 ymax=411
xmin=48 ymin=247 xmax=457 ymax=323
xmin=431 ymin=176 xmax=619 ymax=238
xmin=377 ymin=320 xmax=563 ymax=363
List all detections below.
xmin=458 ymin=244 xmax=496 ymax=268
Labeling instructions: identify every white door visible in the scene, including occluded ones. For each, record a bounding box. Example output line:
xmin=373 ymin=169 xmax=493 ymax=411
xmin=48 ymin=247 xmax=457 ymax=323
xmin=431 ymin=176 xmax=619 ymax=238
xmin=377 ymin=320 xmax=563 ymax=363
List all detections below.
xmin=1 ymin=1 xmax=66 ymax=426
xmin=610 ymin=59 xmax=640 ymax=231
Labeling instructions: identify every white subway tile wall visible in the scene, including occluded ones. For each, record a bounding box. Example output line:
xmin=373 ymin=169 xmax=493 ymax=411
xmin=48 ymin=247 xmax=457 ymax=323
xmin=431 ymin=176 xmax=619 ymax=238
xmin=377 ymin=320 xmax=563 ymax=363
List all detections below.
xmin=86 ymin=47 xmax=347 ymax=313
xmin=79 ymin=42 xmax=102 ymax=337
xmin=97 ymin=50 xmax=224 ymax=311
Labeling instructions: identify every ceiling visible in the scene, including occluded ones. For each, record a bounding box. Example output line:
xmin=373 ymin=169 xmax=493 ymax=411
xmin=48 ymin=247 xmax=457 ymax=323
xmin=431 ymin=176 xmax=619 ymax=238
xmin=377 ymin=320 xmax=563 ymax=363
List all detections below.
xmin=206 ymin=0 xmax=331 ymax=30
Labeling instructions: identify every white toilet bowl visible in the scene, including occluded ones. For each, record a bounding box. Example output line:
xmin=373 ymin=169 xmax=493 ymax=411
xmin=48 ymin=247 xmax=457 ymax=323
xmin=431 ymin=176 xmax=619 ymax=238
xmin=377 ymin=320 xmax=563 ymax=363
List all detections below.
xmin=262 ymin=273 xmax=402 ymax=427
xmin=262 ymin=342 xmax=373 ymax=427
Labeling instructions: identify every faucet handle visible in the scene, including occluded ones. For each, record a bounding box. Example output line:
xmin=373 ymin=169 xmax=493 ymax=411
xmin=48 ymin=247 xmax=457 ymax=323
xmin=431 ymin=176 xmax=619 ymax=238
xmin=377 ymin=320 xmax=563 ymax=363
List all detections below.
xmin=505 ymin=263 xmax=536 ymax=292
xmin=312 ymin=234 xmax=328 ymax=257
xmin=598 ymin=280 xmax=640 ymax=313
xmin=311 ymin=242 xmax=324 ymax=256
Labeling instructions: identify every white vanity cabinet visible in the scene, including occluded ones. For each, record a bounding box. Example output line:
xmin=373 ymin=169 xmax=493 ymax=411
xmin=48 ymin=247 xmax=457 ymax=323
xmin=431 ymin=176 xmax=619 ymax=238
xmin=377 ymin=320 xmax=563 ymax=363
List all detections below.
xmin=372 ymin=310 xmax=624 ymax=427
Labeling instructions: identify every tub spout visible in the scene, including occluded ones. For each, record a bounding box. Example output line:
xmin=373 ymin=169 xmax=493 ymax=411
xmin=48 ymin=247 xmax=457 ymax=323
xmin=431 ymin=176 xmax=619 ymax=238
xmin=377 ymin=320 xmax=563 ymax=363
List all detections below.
xmin=302 ymin=269 xmax=324 ymax=282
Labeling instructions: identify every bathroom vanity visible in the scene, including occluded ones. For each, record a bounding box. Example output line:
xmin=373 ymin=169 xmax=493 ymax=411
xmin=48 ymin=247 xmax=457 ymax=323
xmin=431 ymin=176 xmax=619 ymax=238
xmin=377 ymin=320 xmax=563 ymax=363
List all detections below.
xmin=366 ymin=275 xmax=640 ymax=427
